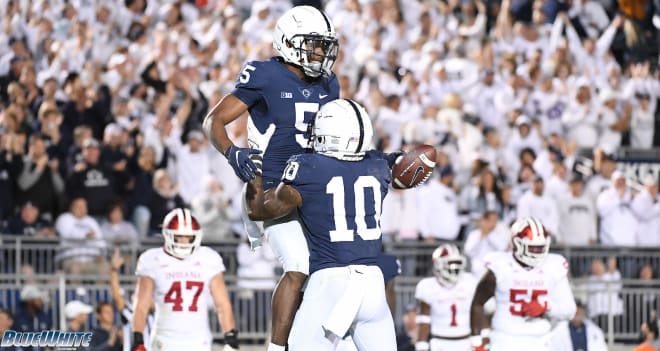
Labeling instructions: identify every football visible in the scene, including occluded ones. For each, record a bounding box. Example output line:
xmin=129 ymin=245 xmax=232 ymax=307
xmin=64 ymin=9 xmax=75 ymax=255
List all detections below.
xmin=392 ymin=145 xmax=437 ymax=189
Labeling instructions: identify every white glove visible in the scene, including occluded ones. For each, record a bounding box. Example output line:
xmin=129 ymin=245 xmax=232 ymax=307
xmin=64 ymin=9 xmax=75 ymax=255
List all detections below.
xmin=222 ymin=345 xmax=238 ymax=351
xmin=247 ymin=117 xmax=275 ymax=174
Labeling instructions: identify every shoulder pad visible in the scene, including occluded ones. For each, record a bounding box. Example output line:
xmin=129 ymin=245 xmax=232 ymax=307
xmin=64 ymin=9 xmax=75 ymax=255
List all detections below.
xmin=483 ymin=251 xmax=509 ymax=279
xmin=282 ymin=154 xmax=316 ymax=185
xmin=414 ymin=277 xmax=436 ymax=303
xmin=235 ymin=60 xmax=271 ymax=90
xmin=544 ymin=253 xmax=570 ymax=278
xmin=135 ymin=248 xmax=161 ymax=278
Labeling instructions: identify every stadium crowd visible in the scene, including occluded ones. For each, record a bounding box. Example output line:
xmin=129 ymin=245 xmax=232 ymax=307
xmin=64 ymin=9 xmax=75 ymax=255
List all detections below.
xmin=0 ymin=0 xmax=659 ymax=279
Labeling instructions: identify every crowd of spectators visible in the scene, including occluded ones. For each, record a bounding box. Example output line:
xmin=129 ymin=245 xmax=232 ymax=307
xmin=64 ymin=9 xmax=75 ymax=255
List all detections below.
xmin=0 ymin=0 xmax=659 ymax=282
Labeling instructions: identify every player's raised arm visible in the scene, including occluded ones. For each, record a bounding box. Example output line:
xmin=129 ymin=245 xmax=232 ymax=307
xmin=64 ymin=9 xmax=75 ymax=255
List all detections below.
xmin=131 ymin=275 xmax=154 ymax=351
xmin=246 ymin=174 xmax=302 ymax=220
xmin=470 ymin=270 xmax=496 ymax=351
xmin=203 ymin=94 xmax=260 ymax=182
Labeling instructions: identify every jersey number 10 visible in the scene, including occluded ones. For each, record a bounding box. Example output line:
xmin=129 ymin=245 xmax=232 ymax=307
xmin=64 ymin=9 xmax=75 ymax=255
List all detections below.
xmin=326 ymin=175 xmax=382 ymax=242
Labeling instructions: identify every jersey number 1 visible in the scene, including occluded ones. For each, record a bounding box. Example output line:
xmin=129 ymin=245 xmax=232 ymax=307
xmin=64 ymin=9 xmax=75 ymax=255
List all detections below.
xmin=164 ymin=281 xmax=204 ymax=312
xmin=327 ymin=176 xmax=382 ymax=242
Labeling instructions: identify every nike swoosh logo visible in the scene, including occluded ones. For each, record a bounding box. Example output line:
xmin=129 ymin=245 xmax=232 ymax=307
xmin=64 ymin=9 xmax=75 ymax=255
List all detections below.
xmin=319 ymin=93 xmax=328 ymax=99
xmin=409 ymin=166 xmax=424 ymax=186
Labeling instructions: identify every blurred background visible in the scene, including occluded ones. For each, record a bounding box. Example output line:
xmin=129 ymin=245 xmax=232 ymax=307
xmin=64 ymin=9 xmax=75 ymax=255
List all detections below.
xmin=0 ymin=0 xmax=658 ymax=349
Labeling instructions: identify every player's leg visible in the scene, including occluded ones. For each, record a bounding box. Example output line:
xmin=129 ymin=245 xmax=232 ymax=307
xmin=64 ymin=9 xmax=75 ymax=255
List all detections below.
xmin=264 ymin=218 xmax=310 ymax=350
xmin=335 ymin=335 xmax=359 ymax=351
xmin=150 ymin=335 xmax=212 ymax=351
xmin=489 ymin=332 xmax=550 ymax=351
xmin=288 ymin=268 xmax=346 ymax=351
xmin=351 ymin=267 xmax=396 ymax=351
xmin=429 ymin=338 xmax=471 ymax=351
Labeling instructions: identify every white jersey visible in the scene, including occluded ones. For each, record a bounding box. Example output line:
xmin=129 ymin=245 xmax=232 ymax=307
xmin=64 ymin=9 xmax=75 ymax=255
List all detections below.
xmin=136 ymin=246 xmax=225 ymax=340
xmin=415 ymin=274 xmax=478 ymax=338
xmin=484 ymin=252 xmax=571 ymax=337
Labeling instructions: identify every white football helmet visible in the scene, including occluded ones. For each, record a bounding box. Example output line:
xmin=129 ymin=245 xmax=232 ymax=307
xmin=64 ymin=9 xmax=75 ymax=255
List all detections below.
xmin=511 ymin=217 xmax=551 ymax=268
xmin=162 ymin=208 xmax=203 ymax=259
xmin=432 ymin=243 xmax=466 ymax=286
xmin=312 ymin=99 xmax=373 ymax=161
xmin=272 ymin=5 xmax=338 ymax=78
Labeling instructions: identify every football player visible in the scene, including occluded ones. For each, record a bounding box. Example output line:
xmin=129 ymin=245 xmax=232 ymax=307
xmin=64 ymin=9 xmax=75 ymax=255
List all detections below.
xmin=469 ymin=217 xmax=577 ymax=351
xmin=202 ymin=6 xmax=339 ymax=351
xmin=131 ymin=208 xmax=238 ymax=351
xmin=415 ymin=244 xmax=477 ymax=351
xmin=246 ymin=99 xmax=396 ymax=350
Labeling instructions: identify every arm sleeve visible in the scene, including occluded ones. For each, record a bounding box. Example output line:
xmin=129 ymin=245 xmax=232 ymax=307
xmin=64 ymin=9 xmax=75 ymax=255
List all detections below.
xmin=17 ymin=160 xmax=42 ymax=190
xmin=135 ymin=252 xmax=157 ymax=280
xmin=414 ymin=280 xmax=428 ymax=304
xmin=594 ymin=24 xmax=617 ymax=58
xmin=548 ymin=261 xmax=577 ymax=320
xmin=232 ymin=62 xmax=265 ymax=108
xmin=208 ymin=249 xmax=226 ymax=274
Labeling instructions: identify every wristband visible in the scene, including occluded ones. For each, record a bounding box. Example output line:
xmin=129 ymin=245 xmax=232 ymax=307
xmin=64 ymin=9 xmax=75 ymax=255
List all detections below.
xmin=415 ymin=315 xmax=431 ymax=324
xmin=132 ymin=332 xmax=144 ymax=345
xmin=480 ymin=328 xmax=491 ymax=338
xmin=470 ymin=335 xmax=483 ymax=347
xmin=415 ymin=341 xmax=430 ymax=351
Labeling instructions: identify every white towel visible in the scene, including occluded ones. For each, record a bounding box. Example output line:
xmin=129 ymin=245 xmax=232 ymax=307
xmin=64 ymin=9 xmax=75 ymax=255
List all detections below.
xmin=322 ymin=266 xmax=368 ymax=339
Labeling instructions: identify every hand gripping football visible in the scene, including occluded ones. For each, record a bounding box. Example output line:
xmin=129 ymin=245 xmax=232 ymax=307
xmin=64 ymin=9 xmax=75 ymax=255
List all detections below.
xmin=392 ymin=145 xmax=437 ymax=189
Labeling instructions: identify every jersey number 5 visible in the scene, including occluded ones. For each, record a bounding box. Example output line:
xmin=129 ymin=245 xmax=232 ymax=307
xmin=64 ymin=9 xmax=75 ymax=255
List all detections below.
xmin=327 ymin=176 xmax=381 ymax=242
xmin=509 ymin=289 xmax=547 ymax=316
xmin=164 ymin=281 xmax=204 ymax=312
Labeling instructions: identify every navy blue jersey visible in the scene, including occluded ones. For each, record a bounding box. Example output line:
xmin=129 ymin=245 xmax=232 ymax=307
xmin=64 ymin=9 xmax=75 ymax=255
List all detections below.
xmin=282 ymin=151 xmax=392 ymax=274
xmin=233 ymin=57 xmax=340 ymax=190
xmin=377 ymin=254 xmax=401 ymax=284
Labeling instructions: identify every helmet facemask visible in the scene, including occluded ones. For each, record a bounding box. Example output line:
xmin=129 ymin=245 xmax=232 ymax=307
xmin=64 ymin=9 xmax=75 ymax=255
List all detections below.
xmin=164 ymin=234 xmax=201 ymax=259
xmin=432 ymin=244 xmax=466 ymax=287
xmin=161 ymin=208 xmax=203 ymax=259
xmin=288 ymin=34 xmax=338 ymax=78
xmin=434 ymin=258 xmax=466 ymax=287
xmin=511 ymin=217 xmax=551 ymax=268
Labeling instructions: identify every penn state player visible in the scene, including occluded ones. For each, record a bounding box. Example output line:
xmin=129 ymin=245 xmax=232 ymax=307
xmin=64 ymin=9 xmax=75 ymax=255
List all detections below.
xmin=202 ymin=6 xmax=339 ymax=351
xmin=470 ymin=217 xmax=576 ymax=351
xmin=131 ymin=209 xmax=238 ymax=351
xmin=336 ymin=253 xmax=401 ymax=351
xmin=246 ymin=99 xmax=397 ymax=350
xmin=415 ymin=244 xmax=477 ymax=351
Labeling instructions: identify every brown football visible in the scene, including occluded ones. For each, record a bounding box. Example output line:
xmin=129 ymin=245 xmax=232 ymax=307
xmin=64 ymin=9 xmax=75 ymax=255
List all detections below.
xmin=392 ymin=145 xmax=437 ymax=189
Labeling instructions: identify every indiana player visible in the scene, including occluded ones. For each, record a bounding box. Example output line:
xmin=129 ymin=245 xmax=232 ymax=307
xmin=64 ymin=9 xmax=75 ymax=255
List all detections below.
xmin=415 ymin=244 xmax=477 ymax=351
xmin=131 ymin=208 xmax=238 ymax=351
xmin=246 ymin=99 xmax=397 ymax=350
xmin=202 ymin=6 xmax=339 ymax=351
xmin=469 ymin=217 xmax=576 ymax=351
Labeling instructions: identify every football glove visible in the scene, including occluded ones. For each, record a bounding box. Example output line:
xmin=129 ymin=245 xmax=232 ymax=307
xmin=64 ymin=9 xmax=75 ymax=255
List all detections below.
xmin=131 ymin=332 xmax=146 ymax=351
xmin=223 ymin=329 xmax=239 ymax=349
xmin=384 ymin=150 xmax=404 ymax=169
xmin=470 ymin=335 xmax=487 ymax=351
xmin=521 ymin=300 xmax=548 ymax=318
xmin=225 ymin=145 xmax=261 ymax=182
